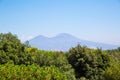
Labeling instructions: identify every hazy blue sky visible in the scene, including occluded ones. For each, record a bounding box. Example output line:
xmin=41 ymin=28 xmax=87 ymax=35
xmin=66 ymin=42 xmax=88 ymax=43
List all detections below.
xmin=0 ymin=0 xmax=120 ymax=45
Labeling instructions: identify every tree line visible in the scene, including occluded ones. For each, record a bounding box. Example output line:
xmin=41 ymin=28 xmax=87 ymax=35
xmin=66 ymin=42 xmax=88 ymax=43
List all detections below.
xmin=0 ymin=32 xmax=120 ymax=80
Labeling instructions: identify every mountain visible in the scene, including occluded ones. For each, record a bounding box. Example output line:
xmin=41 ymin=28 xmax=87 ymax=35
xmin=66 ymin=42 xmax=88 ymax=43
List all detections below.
xmin=29 ymin=33 xmax=119 ymax=51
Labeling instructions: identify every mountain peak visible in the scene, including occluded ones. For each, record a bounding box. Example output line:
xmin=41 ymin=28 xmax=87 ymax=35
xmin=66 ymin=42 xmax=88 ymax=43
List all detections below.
xmin=57 ymin=33 xmax=74 ymax=37
xmin=29 ymin=33 xmax=118 ymax=51
xmin=53 ymin=33 xmax=79 ymax=40
xmin=36 ymin=35 xmax=48 ymax=38
xmin=29 ymin=35 xmax=48 ymax=42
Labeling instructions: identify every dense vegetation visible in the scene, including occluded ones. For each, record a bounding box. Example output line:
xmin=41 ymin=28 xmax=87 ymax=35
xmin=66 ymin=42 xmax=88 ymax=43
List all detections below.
xmin=0 ymin=33 xmax=120 ymax=80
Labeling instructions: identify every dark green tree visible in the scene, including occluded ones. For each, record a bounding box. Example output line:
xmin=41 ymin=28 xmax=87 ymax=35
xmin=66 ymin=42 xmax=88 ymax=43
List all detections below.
xmin=0 ymin=33 xmax=30 ymax=65
xmin=66 ymin=45 xmax=110 ymax=80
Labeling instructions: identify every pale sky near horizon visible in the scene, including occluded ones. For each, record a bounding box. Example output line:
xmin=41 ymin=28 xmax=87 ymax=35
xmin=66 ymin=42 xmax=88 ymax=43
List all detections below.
xmin=0 ymin=0 xmax=120 ymax=45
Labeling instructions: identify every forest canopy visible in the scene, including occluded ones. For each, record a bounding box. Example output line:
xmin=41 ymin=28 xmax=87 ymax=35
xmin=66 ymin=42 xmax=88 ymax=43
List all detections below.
xmin=0 ymin=32 xmax=120 ymax=80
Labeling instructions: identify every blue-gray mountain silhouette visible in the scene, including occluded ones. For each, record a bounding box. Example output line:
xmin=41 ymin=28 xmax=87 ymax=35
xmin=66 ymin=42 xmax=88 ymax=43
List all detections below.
xmin=29 ymin=33 xmax=118 ymax=51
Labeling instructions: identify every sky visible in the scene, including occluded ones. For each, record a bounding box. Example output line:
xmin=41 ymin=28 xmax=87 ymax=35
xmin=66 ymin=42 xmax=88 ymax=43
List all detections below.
xmin=0 ymin=0 xmax=120 ymax=45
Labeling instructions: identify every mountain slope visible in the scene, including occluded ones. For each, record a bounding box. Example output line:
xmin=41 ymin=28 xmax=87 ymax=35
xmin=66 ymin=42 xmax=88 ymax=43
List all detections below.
xmin=29 ymin=33 xmax=119 ymax=51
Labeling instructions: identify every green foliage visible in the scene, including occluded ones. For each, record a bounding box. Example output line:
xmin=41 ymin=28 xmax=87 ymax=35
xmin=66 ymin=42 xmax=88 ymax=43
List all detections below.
xmin=66 ymin=45 xmax=110 ymax=80
xmin=79 ymin=77 xmax=87 ymax=80
xmin=103 ymin=62 xmax=120 ymax=80
xmin=0 ymin=33 xmax=76 ymax=80
xmin=0 ymin=62 xmax=68 ymax=80
xmin=0 ymin=32 xmax=30 ymax=65
xmin=0 ymin=50 xmax=9 ymax=64
xmin=0 ymin=32 xmax=25 ymax=53
xmin=1 ymin=32 xmax=120 ymax=80
xmin=106 ymin=48 xmax=120 ymax=62
xmin=26 ymin=49 xmax=76 ymax=80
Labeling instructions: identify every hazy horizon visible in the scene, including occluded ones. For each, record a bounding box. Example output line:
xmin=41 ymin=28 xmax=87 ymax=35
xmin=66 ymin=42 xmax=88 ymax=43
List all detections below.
xmin=0 ymin=0 xmax=120 ymax=45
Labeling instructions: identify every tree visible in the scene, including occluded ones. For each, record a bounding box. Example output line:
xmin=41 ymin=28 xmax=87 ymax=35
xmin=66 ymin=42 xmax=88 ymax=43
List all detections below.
xmin=66 ymin=45 xmax=110 ymax=80
xmin=24 ymin=40 xmax=31 ymax=48
xmin=28 ymin=50 xmax=76 ymax=80
xmin=0 ymin=33 xmax=29 ymax=65
xmin=103 ymin=63 xmax=120 ymax=80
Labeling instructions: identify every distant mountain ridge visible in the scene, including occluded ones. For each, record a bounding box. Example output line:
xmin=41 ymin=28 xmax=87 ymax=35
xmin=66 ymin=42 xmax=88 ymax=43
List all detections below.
xmin=29 ymin=33 xmax=119 ymax=51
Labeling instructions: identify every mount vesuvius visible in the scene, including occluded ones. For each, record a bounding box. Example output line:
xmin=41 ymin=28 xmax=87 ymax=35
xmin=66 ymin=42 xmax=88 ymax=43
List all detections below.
xmin=29 ymin=33 xmax=118 ymax=51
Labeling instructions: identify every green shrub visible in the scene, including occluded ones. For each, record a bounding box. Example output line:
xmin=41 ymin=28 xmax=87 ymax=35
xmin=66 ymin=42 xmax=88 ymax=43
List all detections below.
xmin=0 ymin=62 xmax=68 ymax=80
